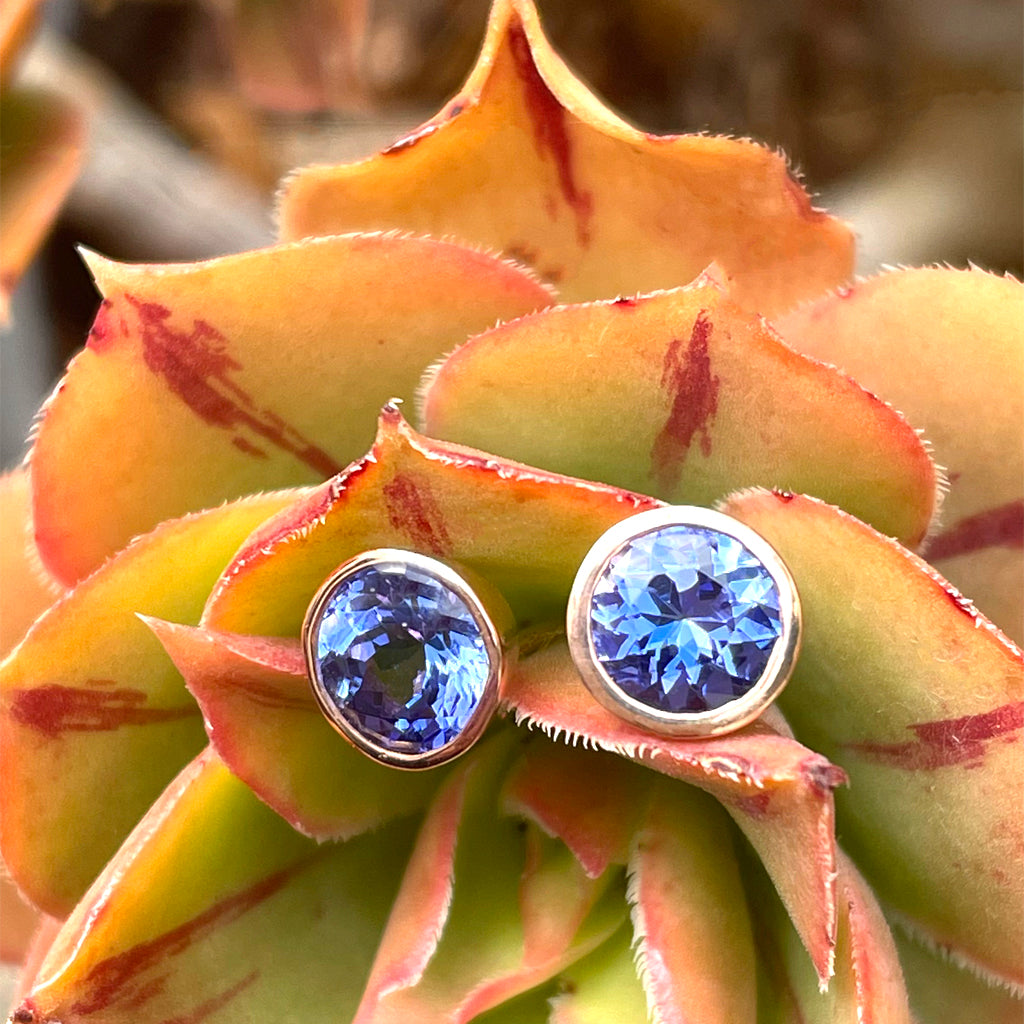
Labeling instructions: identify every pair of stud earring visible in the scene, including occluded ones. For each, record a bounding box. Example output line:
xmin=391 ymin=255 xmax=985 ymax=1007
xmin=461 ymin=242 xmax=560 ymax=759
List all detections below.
xmin=302 ymin=506 xmax=801 ymax=770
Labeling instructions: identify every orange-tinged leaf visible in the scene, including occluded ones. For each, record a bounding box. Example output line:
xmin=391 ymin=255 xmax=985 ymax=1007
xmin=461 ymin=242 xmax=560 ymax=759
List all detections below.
xmin=18 ymin=749 xmax=418 ymax=1024
xmin=724 ymin=488 xmax=1024 ymax=989
xmin=355 ymin=734 xmax=624 ymax=1024
xmin=628 ymin=782 xmax=757 ymax=1024
xmin=0 ymin=87 xmax=83 ymax=321
xmin=30 ymin=234 xmax=552 ymax=584
xmin=502 ymin=740 xmax=651 ymax=879
xmin=506 ymin=639 xmax=844 ymax=983
xmin=0 ymin=469 xmax=60 ymax=659
xmin=0 ymin=491 xmax=297 ymax=915
xmin=752 ymin=850 xmax=913 ymax=1024
xmin=202 ymin=406 xmax=660 ymax=636
xmin=778 ymin=267 xmax=1024 ymax=642
xmin=144 ymin=619 xmax=442 ymax=838
xmin=421 ymin=280 xmax=938 ymax=546
xmin=0 ymin=869 xmax=39 ymax=964
xmin=279 ymin=0 xmax=854 ymax=314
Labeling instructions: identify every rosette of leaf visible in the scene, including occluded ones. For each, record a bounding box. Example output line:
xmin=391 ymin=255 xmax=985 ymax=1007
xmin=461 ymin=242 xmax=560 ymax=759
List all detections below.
xmin=1 ymin=2 xmax=1022 ymax=1022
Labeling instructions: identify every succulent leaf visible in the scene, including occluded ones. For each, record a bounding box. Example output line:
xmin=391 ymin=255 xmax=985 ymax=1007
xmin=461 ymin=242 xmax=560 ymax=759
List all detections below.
xmin=15 ymin=749 xmax=417 ymax=1024
xmin=549 ymin=926 xmax=648 ymax=1024
xmin=893 ymin=928 xmax=1024 ymax=1024
xmin=627 ymin=781 xmax=758 ymax=1023
xmin=0 ymin=490 xmax=298 ymax=915
xmin=278 ymin=0 xmax=854 ymax=314
xmin=506 ymin=639 xmax=844 ymax=983
xmin=502 ymin=740 xmax=652 ymax=879
xmin=421 ymin=279 xmax=938 ymax=546
xmin=779 ymin=267 xmax=1024 ymax=643
xmin=0 ymin=468 xmax=60 ymax=659
xmin=724 ymin=488 xmax=1024 ymax=988
xmin=750 ymin=849 xmax=913 ymax=1023
xmin=29 ymin=235 xmax=551 ymax=584
xmin=354 ymin=734 xmax=626 ymax=1023
xmin=142 ymin=619 xmax=442 ymax=839
xmin=201 ymin=406 xmax=660 ymax=636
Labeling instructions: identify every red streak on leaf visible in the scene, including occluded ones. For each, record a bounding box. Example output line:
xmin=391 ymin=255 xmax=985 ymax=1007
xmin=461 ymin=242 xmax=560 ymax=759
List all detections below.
xmin=731 ymin=791 xmax=772 ymax=818
xmin=156 ymin=971 xmax=259 ymax=1024
xmin=650 ymin=312 xmax=719 ymax=492
xmin=85 ymin=299 xmax=115 ymax=354
xmin=9 ymin=683 xmax=196 ymax=737
xmin=231 ymin=436 xmax=268 ymax=459
xmin=845 ymin=701 xmax=1024 ymax=770
xmin=927 ymin=500 xmax=1024 ymax=560
xmin=508 ymin=23 xmax=593 ymax=246
xmin=382 ymin=475 xmax=452 ymax=555
xmin=124 ymin=295 xmax=341 ymax=477
xmin=70 ymin=864 xmax=307 ymax=1014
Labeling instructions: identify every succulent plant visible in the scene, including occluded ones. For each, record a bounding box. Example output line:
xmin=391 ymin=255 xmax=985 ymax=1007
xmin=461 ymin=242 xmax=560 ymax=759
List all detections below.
xmin=1 ymin=1 xmax=1022 ymax=1022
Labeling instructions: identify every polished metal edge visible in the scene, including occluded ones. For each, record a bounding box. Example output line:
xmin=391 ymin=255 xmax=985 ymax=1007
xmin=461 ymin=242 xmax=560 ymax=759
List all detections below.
xmin=567 ymin=506 xmax=802 ymax=738
xmin=301 ymin=548 xmax=507 ymax=770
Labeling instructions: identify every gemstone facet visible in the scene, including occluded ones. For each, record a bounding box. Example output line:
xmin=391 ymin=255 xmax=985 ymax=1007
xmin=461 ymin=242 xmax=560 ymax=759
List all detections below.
xmin=568 ymin=506 xmax=799 ymax=737
xmin=305 ymin=552 xmax=500 ymax=767
xmin=589 ymin=524 xmax=783 ymax=713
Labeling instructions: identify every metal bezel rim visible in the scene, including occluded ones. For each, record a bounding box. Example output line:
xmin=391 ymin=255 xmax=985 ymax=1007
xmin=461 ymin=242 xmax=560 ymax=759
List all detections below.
xmin=301 ymin=548 xmax=505 ymax=770
xmin=567 ymin=505 xmax=802 ymax=738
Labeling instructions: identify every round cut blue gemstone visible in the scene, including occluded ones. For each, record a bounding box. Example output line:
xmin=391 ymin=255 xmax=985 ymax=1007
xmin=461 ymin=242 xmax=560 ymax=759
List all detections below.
xmin=313 ymin=563 xmax=491 ymax=754
xmin=589 ymin=525 xmax=783 ymax=713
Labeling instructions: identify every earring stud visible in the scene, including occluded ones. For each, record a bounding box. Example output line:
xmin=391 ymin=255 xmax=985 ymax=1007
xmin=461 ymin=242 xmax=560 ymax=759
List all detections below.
xmin=567 ymin=506 xmax=801 ymax=738
xmin=302 ymin=549 xmax=509 ymax=769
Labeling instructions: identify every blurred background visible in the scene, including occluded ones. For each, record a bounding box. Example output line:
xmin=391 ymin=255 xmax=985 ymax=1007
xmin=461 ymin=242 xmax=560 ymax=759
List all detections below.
xmin=2 ymin=0 xmax=1022 ymax=469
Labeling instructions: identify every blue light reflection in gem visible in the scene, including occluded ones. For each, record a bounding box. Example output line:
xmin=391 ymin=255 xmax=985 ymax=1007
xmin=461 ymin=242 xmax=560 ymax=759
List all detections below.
xmin=313 ymin=563 xmax=491 ymax=753
xmin=589 ymin=525 xmax=783 ymax=713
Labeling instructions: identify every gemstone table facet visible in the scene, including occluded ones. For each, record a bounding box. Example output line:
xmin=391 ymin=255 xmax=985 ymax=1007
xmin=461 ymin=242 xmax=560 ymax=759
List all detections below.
xmin=588 ymin=524 xmax=784 ymax=713
xmin=311 ymin=561 xmax=492 ymax=755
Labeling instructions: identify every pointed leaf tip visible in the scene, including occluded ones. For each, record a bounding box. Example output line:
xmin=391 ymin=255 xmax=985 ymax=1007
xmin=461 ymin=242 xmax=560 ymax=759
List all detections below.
xmin=279 ymin=0 xmax=853 ymax=313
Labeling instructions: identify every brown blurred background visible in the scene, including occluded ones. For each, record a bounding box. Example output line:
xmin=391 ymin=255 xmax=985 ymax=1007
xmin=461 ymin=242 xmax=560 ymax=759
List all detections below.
xmin=3 ymin=0 xmax=1022 ymax=468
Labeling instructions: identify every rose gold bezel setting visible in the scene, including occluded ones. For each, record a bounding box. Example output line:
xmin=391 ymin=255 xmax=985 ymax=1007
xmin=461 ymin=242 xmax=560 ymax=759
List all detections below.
xmin=567 ymin=506 xmax=801 ymax=738
xmin=302 ymin=548 xmax=506 ymax=770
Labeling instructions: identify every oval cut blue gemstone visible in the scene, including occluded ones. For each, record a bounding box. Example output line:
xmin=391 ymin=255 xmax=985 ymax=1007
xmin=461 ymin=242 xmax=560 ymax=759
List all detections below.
xmin=313 ymin=562 xmax=491 ymax=754
xmin=589 ymin=525 xmax=783 ymax=713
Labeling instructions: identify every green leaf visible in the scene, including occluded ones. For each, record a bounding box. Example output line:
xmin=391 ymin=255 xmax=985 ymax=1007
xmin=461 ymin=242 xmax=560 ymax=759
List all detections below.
xmin=779 ymin=267 xmax=1024 ymax=643
xmin=506 ymin=639 xmax=845 ymax=983
xmin=0 ymin=491 xmax=297 ymax=915
xmin=144 ymin=620 xmax=443 ymax=839
xmin=724 ymin=488 xmax=1024 ymax=989
xmin=893 ymin=928 xmax=1023 ymax=1024
xmin=549 ymin=926 xmax=647 ymax=1024
xmin=355 ymin=734 xmax=625 ymax=1023
xmin=421 ymin=280 xmax=937 ymax=546
xmin=201 ymin=406 xmax=661 ymax=637
xmin=30 ymin=234 xmax=551 ymax=584
xmin=17 ymin=750 xmax=417 ymax=1023
xmin=749 ymin=848 xmax=913 ymax=1024
xmin=628 ymin=782 xmax=757 ymax=1022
